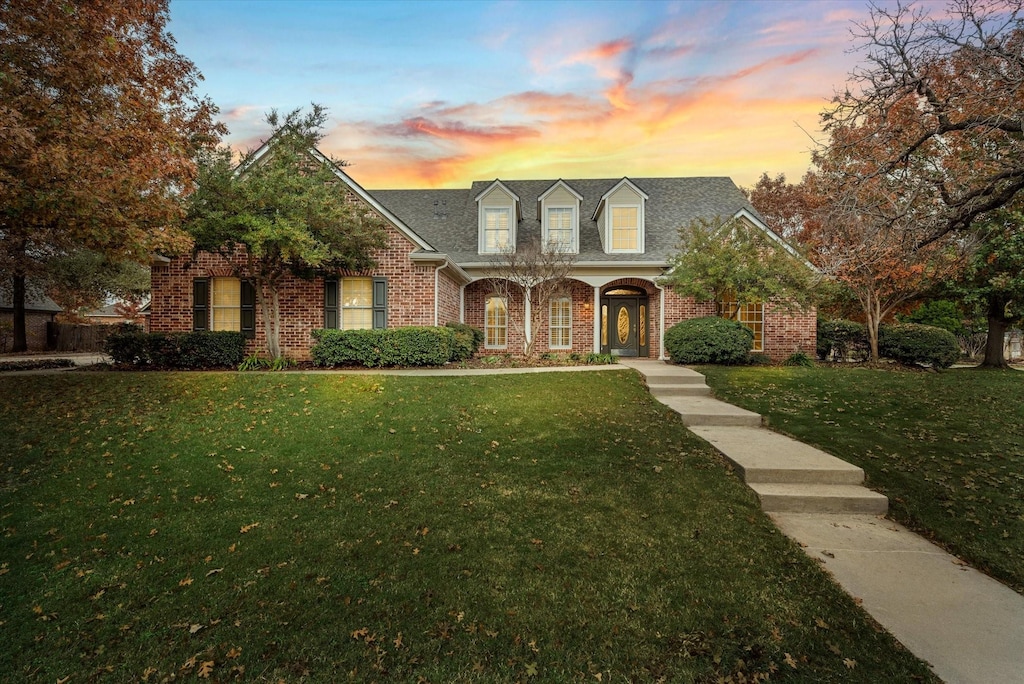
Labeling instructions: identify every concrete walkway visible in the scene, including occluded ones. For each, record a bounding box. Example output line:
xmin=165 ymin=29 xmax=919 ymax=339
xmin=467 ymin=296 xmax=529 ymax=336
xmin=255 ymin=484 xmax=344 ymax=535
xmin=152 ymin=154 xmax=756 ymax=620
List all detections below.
xmin=620 ymin=358 xmax=1024 ymax=684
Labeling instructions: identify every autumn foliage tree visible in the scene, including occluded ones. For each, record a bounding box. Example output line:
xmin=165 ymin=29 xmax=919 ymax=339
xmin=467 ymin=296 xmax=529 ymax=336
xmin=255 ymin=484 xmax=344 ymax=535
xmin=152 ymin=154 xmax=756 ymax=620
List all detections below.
xmin=185 ymin=106 xmax=389 ymax=360
xmin=0 ymin=0 xmax=222 ymax=351
xmin=744 ymin=173 xmax=823 ymax=246
xmin=824 ymin=0 xmax=1024 ymax=244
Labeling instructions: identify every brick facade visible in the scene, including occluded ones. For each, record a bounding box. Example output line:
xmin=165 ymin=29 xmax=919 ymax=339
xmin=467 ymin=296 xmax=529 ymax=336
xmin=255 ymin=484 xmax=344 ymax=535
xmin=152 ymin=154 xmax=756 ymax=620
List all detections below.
xmin=0 ymin=311 xmax=56 ymax=352
xmin=151 ymin=223 xmax=440 ymax=361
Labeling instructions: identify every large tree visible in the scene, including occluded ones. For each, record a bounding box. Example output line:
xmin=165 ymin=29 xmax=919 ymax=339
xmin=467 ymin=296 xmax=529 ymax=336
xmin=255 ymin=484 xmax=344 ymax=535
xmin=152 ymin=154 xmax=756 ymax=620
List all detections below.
xmin=956 ymin=209 xmax=1024 ymax=367
xmin=823 ymin=0 xmax=1024 ymax=246
xmin=0 ymin=0 xmax=222 ymax=351
xmin=744 ymin=173 xmax=823 ymax=246
xmin=185 ymin=106 xmax=389 ymax=360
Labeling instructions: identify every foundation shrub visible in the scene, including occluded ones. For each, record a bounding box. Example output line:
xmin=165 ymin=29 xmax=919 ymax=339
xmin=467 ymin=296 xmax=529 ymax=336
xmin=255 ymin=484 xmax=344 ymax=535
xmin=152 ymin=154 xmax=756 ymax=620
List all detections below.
xmin=311 ymin=327 xmax=456 ymax=367
xmin=878 ymin=323 xmax=960 ymax=369
xmin=665 ymin=317 xmax=753 ymax=365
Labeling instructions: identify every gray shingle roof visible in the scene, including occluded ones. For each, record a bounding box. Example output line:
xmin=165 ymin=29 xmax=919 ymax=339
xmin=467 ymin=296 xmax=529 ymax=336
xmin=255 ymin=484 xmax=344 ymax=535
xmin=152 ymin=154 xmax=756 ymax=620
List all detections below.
xmin=0 ymin=289 xmax=62 ymax=313
xmin=370 ymin=177 xmax=758 ymax=264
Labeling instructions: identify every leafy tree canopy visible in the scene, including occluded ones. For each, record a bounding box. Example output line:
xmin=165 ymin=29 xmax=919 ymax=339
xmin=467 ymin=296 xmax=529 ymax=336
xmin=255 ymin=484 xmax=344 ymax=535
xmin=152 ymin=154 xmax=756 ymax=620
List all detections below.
xmin=662 ymin=215 xmax=819 ymax=313
xmin=184 ymin=105 xmax=389 ymax=359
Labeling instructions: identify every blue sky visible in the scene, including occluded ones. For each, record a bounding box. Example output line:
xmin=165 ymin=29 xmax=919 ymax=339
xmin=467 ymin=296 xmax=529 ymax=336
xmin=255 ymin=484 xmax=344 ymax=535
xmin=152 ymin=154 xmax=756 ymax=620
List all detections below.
xmin=168 ymin=0 xmax=872 ymax=189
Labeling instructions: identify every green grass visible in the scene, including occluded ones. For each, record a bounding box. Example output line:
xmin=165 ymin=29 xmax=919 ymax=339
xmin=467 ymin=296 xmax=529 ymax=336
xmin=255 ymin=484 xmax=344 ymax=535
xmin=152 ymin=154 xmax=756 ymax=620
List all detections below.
xmin=699 ymin=365 xmax=1024 ymax=594
xmin=0 ymin=371 xmax=935 ymax=682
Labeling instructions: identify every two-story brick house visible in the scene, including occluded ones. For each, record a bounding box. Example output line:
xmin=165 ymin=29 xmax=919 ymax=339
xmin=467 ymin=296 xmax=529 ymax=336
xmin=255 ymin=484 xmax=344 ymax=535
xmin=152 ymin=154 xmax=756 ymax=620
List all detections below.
xmin=150 ymin=144 xmax=816 ymax=360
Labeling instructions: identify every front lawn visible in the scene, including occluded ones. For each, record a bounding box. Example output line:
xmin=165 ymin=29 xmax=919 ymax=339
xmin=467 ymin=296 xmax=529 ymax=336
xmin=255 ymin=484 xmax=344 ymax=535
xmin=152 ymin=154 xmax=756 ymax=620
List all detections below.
xmin=0 ymin=371 xmax=934 ymax=682
xmin=699 ymin=365 xmax=1024 ymax=594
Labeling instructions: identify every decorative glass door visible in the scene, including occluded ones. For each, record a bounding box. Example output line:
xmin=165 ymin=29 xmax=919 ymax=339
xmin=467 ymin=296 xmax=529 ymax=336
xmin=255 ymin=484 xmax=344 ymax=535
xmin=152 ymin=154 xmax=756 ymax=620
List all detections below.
xmin=600 ymin=287 xmax=649 ymax=357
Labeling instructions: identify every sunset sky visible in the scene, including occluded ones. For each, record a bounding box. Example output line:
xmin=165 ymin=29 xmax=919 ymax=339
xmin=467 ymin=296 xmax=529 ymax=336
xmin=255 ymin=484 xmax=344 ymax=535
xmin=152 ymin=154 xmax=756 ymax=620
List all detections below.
xmin=168 ymin=0 xmax=878 ymax=191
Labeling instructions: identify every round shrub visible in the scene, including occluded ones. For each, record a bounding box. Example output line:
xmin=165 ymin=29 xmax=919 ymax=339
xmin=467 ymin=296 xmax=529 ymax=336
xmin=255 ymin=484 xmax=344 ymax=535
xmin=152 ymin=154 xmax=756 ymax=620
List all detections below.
xmin=664 ymin=317 xmax=753 ymax=365
xmin=816 ymin=318 xmax=869 ymax=361
xmin=878 ymin=323 xmax=959 ymax=369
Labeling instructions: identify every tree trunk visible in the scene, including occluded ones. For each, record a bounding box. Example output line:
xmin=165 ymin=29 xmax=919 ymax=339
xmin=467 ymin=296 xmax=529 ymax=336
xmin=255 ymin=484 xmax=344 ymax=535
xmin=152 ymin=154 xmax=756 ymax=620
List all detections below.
xmin=270 ymin=288 xmax=282 ymax=360
xmin=865 ymin=296 xmax=881 ymax=362
xmin=980 ymin=293 xmax=1010 ymax=368
xmin=12 ymin=273 xmax=28 ymax=353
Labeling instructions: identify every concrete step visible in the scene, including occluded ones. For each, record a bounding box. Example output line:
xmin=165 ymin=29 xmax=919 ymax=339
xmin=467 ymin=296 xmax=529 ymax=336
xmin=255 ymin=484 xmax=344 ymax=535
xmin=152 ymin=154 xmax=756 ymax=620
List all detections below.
xmin=648 ymin=384 xmax=712 ymax=397
xmin=750 ymin=483 xmax=889 ymax=514
xmin=689 ymin=426 xmax=865 ymax=485
xmin=657 ymin=396 xmax=762 ymax=427
xmin=644 ymin=370 xmax=707 ymax=385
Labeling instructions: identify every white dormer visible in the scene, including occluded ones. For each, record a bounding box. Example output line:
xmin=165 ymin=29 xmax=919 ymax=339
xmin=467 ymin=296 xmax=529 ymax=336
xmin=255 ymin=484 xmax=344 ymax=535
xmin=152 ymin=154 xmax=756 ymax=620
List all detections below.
xmin=593 ymin=178 xmax=648 ymax=254
xmin=476 ymin=180 xmax=520 ymax=254
xmin=538 ymin=180 xmax=582 ymax=254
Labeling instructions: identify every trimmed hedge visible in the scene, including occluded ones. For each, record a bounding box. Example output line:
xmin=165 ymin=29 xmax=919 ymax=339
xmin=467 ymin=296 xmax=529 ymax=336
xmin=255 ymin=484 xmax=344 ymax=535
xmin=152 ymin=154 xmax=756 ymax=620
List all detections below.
xmin=311 ymin=327 xmax=458 ymax=367
xmin=104 ymin=328 xmax=246 ymax=369
xmin=817 ymin=319 xmax=869 ymax=361
xmin=664 ymin=317 xmax=753 ymax=365
xmin=878 ymin=323 xmax=960 ymax=369
xmin=445 ymin=322 xmax=484 ymax=362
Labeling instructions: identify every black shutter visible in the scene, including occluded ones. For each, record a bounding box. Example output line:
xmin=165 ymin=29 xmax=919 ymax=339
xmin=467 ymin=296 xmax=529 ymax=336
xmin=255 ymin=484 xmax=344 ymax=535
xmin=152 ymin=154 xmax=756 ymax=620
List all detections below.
xmin=240 ymin=280 xmax=256 ymax=339
xmin=372 ymin=277 xmax=387 ymax=329
xmin=324 ymin=279 xmax=338 ymax=329
xmin=192 ymin=279 xmax=209 ymax=331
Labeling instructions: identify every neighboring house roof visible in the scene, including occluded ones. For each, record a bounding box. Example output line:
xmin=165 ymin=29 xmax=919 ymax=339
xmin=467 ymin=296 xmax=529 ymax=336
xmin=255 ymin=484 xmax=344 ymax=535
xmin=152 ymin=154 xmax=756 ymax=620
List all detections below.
xmin=371 ymin=177 xmax=760 ymax=266
xmin=0 ymin=290 xmax=62 ymax=313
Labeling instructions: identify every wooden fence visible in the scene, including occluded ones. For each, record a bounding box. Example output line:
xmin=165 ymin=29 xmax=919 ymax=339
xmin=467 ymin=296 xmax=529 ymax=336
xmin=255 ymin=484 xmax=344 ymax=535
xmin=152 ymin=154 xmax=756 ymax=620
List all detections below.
xmin=46 ymin=322 xmax=116 ymax=352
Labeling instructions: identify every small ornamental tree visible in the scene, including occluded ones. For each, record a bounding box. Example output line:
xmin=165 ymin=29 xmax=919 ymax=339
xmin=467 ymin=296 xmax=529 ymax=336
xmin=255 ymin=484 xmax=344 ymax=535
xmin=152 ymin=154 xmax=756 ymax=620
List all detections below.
xmin=661 ymin=214 xmax=819 ymax=319
xmin=486 ymin=238 xmax=576 ymax=358
xmin=185 ymin=106 xmax=388 ymax=359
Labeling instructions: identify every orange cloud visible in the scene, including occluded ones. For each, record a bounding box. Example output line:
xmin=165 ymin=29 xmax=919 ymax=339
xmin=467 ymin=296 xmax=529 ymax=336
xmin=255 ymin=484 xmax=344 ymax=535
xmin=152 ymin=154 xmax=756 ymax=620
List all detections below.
xmin=564 ymin=37 xmax=633 ymax=65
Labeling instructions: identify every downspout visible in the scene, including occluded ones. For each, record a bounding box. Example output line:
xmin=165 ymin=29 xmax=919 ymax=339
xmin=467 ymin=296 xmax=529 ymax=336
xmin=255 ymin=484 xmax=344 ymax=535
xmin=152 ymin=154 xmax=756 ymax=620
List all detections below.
xmin=655 ymin=281 xmax=666 ymax=360
xmin=434 ymin=264 xmax=443 ymax=326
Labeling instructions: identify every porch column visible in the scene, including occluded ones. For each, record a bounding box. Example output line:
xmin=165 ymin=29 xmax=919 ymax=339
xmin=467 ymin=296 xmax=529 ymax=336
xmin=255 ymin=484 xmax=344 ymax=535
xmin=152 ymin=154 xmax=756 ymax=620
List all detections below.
xmin=655 ymin=282 xmax=667 ymax=360
xmin=524 ymin=287 xmax=532 ymax=351
xmin=593 ymin=287 xmax=601 ymax=353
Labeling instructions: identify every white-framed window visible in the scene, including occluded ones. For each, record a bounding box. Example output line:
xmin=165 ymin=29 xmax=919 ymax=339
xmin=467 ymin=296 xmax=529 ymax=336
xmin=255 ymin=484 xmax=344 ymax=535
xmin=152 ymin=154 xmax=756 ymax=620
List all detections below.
xmin=340 ymin=277 xmax=373 ymax=330
xmin=549 ymin=297 xmax=571 ymax=349
xmin=485 ymin=296 xmax=507 ymax=348
xmin=718 ymin=292 xmax=765 ymax=352
xmin=482 ymin=207 xmax=511 ymax=253
xmin=544 ymin=207 xmax=575 ymax=252
xmin=610 ymin=205 xmax=640 ymax=251
xmin=211 ymin=277 xmax=241 ymax=331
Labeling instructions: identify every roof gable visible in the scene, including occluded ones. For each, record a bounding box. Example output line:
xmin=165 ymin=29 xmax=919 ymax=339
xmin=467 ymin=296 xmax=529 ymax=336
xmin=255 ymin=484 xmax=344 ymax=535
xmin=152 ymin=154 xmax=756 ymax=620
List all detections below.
xmin=242 ymin=139 xmax=435 ymax=252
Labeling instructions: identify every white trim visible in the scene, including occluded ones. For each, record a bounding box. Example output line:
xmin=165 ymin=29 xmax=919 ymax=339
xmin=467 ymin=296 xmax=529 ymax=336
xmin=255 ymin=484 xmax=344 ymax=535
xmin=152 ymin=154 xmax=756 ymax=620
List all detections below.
xmin=542 ymin=205 xmax=578 ymax=254
xmin=524 ymin=289 xmax=532 ymax=347
xmin=731 ymin=208 xmax=818 ymax=271
xmin=433 ymin=265 xmax=441 ymax=327
xmin=548 ymin=296 xmax=572 ymax=350
xmin=474 ymin=179 xmax=521 ymax=204
xmin=606 ymin=203 xmax=644 ymax=254
xmin=592 ymin=177 xmax=649 ymax=221
xmin=655 ymin=281 xmax=667 ymax=360
xmin=484 ymin=294 xmax=508 ymax=349
xmin=593 ymin=287 xmax=601 ymax=353
xmin=538 ymin=179 xmax=583 ymax=203
xmin=479 ymin=206 xmax=513 ymax=254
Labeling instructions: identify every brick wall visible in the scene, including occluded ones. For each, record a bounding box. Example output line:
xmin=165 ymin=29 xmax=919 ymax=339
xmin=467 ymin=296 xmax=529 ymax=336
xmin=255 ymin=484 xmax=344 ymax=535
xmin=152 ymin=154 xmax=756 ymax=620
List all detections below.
xmin=151 ymin=222 xmax=441 ymax=360
xmin=0 ymin=311 xmax=55 ymax=352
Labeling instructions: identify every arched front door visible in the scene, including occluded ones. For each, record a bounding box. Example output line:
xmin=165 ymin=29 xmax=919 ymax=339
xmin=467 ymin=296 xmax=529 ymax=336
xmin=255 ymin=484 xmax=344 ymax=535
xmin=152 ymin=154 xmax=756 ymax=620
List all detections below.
xmin=600 ymin=286 xmax=649 ymax=357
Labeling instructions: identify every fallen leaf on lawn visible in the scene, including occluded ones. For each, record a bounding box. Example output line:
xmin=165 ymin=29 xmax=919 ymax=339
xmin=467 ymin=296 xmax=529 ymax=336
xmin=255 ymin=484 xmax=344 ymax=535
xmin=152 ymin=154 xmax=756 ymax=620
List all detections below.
xmin=393 ymin=632 xmax=403 ymax=649
xmin=295 ymin=493 xmax=308 ymax=500
xmin=226 ymin=646 xmax=242 ymax=659
xmin=189 ymin=623 xmax=203 ymax=634
xmin=351 ymin=627 xmax=368 ymax=640
xmin=815 ymin=618 xmax=829 ymax=629
xmin=240 ymin=522 xmax=260 ymax=533
xmin=844 ymin=658 xmax=857 ymax=669
xmin=784 ymin=653 xmax=798 ymax=669
xmin=179 ymin=577 xmax=193 ymax=587
xmin=206 ymin=568 xmax=224 ymax=577
xmin=198 ymin=660 xmax=214 ymax=678
xmin=525 ymin=662 xmax=538 ymax=677
xmin=228 ymin=543 xmax=236 ymax=553
xmin=89 ymin=589 xmax=105 ymax=601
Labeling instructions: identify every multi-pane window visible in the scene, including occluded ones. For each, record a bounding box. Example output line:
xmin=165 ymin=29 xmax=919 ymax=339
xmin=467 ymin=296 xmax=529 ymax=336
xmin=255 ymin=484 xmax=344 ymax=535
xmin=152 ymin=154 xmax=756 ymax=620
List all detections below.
xmin=611 ymin=206 xmax=639 ymax=251
xmin=718 ymin=292 xmax=764 ymax=352
xmin=341 ymin=277 xmax=373 ymax=330
xmin=211 ymin=277 xmax=241 ymax=331
xmin=546 ymin=207 xmax=574 ymax=252
xmin=485 ymin=296 xmax=507 ymax=348
xmin=549 ymin=297 xmax=571 ymax=349
xmin=483 ymin=208 xmax=511 ymax=253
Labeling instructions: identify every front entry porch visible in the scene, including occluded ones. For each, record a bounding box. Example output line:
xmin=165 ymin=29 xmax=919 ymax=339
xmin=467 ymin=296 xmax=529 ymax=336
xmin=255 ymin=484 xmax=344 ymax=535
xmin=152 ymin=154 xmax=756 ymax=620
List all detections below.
xmin=600 ymin=285 xmax=649 ymax=358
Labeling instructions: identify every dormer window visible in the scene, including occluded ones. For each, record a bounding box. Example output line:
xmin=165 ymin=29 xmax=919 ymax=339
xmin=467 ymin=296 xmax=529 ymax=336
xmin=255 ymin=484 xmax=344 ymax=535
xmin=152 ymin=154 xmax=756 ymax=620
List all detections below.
xmin=539 ymin=180 xmax=582 ymax=254
xmin=483 ymin=207 xmax=511 ymax=252
xmin=476 ymin=180 xmax=519 ymax=254
xmin=595 ymin=178 xmax=648 ymax=254
xmin=611 ymin=206 xmax=639 ymax=250
xmin=545 ymin=207 xmax=574 ymax=252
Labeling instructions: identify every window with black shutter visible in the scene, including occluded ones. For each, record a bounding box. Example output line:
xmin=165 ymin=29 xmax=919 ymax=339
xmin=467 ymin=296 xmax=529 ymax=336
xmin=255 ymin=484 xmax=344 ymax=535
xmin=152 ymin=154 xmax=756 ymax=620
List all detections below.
xmin=192 ymin=279 xmax=209 ymax=331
